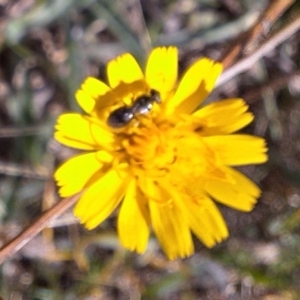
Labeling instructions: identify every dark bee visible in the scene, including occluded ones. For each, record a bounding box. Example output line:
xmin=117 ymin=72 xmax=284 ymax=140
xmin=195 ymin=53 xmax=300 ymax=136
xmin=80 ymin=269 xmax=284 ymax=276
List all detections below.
xmin=107 ymin=89 xmax=161 ymax=128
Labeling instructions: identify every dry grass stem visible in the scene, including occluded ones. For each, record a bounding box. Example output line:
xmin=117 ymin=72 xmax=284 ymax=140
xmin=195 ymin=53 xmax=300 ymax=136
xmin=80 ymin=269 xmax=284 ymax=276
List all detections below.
xmin=218 ymin=11 xmax=300 ymax=86
xmin=0 ymin=193 xmax=81 ymax=265
xmin=0 ymin=161 xmax=49 ymax=178
xmin=220 ymin=0 xmax=295 ymax=69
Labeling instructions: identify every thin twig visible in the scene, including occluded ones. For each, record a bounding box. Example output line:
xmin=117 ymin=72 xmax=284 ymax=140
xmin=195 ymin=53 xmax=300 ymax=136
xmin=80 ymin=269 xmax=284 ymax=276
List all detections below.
xmin=218 ymin=11 xmax=300 ymax=86
xmin=0 ymin=126 xmax=44 ymax=137
xmin=0 ymin=193 xmax=81 ymax=265
xmin=220 ymin=0 xmax=295 ymax=69
xmin=0 ymin=161 xmax=49 ymax=179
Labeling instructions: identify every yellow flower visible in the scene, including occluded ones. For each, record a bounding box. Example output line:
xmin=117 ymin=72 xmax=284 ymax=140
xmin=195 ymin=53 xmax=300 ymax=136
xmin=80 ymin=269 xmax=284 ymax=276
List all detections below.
xmin=54 ymin=46 xmax=268 ymax=260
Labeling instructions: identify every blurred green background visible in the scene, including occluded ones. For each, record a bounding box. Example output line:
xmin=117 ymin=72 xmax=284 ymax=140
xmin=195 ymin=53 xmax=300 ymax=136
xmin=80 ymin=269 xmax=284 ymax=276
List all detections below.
xmin=0 ymin=0 xmax=300 ymax=299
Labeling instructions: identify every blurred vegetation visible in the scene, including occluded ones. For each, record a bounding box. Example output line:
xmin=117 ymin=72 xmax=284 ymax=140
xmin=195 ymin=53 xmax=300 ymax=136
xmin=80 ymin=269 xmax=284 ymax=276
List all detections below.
xmin=0 ymin=0 xmax=300 ymax=299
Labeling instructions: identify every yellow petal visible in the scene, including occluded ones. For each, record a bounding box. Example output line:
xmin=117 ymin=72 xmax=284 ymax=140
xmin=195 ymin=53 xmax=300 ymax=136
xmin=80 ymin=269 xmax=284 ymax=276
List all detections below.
xmin=204 ymin=134 xmax=268 ymax=166
xmin=184 ymin=195 xmax=228 ymax=247
xmin=74 ymin=169 xmax=130 ymax=230
xmin=137 ymin=176 xmax=165 ymax=202
xmin=55 ymin=151 xmax=113 ymax=197
xmin=149 ymin=193 xmax=194 ymax=260
xmin=107 ymin=53 xmax=144 ymax=88
xmin=55 ymin=113 xmax=115 ymax=150
xmin=160 ymin=180 xmax=228 ymax=248
xmin=166 ymin=58 xmax=222 ymax=114
xmin=145 ymin=46 xmax=178 ymax=97
xmin=204 ymin=167 xmax=261 ymax=212
xmin=118 ymin=180 xmax=150 ymax=253
xmin=193 ymin=99 xmax=254 ymax=134
xmin=76 ymin=77 xmax=112 ymax=114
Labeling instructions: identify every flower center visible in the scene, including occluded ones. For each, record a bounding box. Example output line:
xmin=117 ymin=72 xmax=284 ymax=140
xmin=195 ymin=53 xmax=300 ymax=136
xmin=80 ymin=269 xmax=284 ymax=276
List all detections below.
xmin=113 ymin=110 xmax=232 ymax=194
xmin=122 ymin=120 xmax=176 ymax=177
